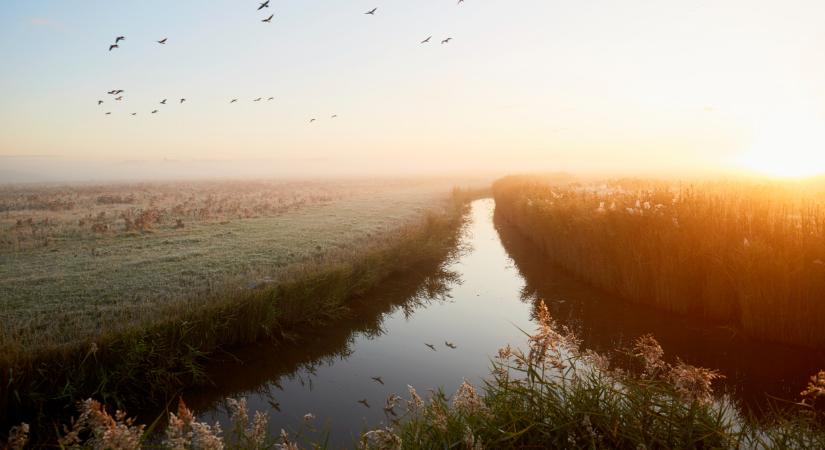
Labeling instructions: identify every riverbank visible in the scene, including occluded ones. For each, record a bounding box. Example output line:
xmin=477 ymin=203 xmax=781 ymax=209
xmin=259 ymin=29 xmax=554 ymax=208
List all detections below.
xmin=493 ymin=175 xmax=825 ymax=348
xmin=0 ymin=187 xmax=474 ymax=437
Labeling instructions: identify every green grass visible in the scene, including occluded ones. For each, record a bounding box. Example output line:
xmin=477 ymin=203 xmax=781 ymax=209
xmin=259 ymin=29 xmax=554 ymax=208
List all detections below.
xmin=0 ymin=183 xmax=476 ymax=434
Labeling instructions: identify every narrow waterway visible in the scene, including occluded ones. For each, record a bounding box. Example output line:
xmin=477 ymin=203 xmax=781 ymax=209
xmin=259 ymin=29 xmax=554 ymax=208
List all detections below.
xmin=188 ymin=198 xmax=824 ymax=446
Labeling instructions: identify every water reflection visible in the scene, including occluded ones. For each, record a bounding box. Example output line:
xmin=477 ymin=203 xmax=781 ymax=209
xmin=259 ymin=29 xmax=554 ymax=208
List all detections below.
xmin=189 ymin=199 xmax=537 ymax=446
xmin=494 ymin=208 xmax=825 ymax=412
xmin=182 ymin=198 xmax=821 ymax=447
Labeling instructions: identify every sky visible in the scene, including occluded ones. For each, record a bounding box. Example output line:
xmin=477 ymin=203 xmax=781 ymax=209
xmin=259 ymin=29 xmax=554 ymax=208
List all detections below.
xmin=2 ymin=0 xmax=825 ymax=181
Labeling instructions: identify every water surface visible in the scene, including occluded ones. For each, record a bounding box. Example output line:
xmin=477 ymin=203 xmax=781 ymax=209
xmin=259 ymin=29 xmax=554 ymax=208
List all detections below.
xmin=189 ymin=198 xmax=824 ymax=445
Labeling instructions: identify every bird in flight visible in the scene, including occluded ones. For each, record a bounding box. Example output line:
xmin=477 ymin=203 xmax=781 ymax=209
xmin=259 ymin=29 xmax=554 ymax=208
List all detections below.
xmin=458 ymin=0 xmax=465 ymax=4
xmin=114 ymin=96 xmax=123 ymax=101
xmin=105 ymin=112 xmax=111 ymax=115
xmin=151 ymin=109 xmax=159 ymax=114
xmin=445 ymin=341 xmax=457 ymax=349
xmin=160 ymin=99 xmax=167 ymax=105
xmin=115 ymin=36 xmax=125 ymax=43
xmin=179 ymin=98 xmax=186 ymax=103
xmin=253 ymin=97 xmax=262 ymax=102
xmin=97 ymin=100 xmax=104 ymax=105
xmin=267 ymin=97 xmax=274 ymax=101
xmin=441 ymin=38 xmax=453 ymax=44
xmin=109 ymin=44 xmax=119 ymax=51
xmin=371 ymin=376 xmax=384 ymax=385
xmin=131 ymin=112 xmax=137 ymax=116
xmin=230 ymin=99 xmax=238 ymax=103
xmin=258 ymin=1 xmax=270 ymax=10
xmin=421 ymin=36 xmax=431 ymax=44
xmin=157 ymin=38 xmax=167 ymax=44
xmin=267 ymin=400 xmax=281 ymax=412
xmin=262 ymin=14 xmax=274 ymax=23
xmin=331 ymin=114 xmax=338 ymax=118
xmin=357 ymin=399 xmax=370 ymax=408
xmin=365 ymin=8 xmax=377 ymax=15
xmin=425 ymin=343 xmax=436 ymax=351
xmin=309 ymin=118 xmax=316 ymax=123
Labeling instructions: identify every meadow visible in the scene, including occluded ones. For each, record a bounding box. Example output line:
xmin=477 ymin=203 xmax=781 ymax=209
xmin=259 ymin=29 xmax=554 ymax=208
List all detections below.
xmin=0 ymin=178 xmax=476 ymax=430
xmin=493 ymin=174 xmax=825 ymax=348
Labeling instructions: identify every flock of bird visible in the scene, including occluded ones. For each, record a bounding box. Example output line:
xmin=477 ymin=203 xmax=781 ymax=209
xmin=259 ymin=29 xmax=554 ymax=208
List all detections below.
xmin=98 ymin=1 xmax=466 ymax=120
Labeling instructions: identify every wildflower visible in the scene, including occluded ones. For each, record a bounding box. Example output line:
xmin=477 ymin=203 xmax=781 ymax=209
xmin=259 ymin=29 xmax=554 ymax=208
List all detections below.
xmin=226 ymin=397 xmax=249 ymax=431
xmin=496 ymin=344 xmax=513 ymax=361
xmin=360 ymin=427 xmax=402 ymax=450
xmin=633 ymin=334 xmax=665 ymax=377
xmin=407 ymin=385 xmax=424 ymax=412
xmin=164 ymin=398 xmax=225 ymax=450
xmin=6 ymin=423 xmax=29 ymax=450
xmin=277 ymin=429 xmax=300 ymax=450
xmin=249 ymin=411 xmax=269 ymax=448
xmin=303 ymin=413 xmax=315 ymax=422
xmin=669 ymin=360 xmax=723 ymax=404
xmin=452 ymin=379 xmax=487 ymax=416
xmin=801 ymin=370 xmax=825 ymax=403
xmin=384 ymin=394 xmax=401 ymax=415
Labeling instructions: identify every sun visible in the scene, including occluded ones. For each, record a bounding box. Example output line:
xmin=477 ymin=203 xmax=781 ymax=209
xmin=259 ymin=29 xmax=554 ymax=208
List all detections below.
xmin=737 ymin=113 xmax=825 ymax=178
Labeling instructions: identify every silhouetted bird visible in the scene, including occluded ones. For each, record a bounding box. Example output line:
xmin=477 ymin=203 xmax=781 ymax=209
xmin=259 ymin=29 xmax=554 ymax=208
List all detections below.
xmin=131 ymin=112 xmax=137 ymax=116
xmin=365 ymin=8 xmax=377 ymax=15
xmin=458 ymin=0 xmax=464 ymax=4
xmin=115 ymin=36 xmax=125 ymax=43
xmin=107 ymin=90 xmax=116 ymax=95
xmin=309 ymin=118 xmax=316 ymax=123
xmin=115 ymin=96 xmax=123 ymax=101
xmin=98 ymin=100 xmax=104 ymax=105
xmin=105 ymin=112 xmax=111 ymax=115
xmin=230 ymin=99 xmax=238 ymax=103
xmin=425 ymin=343 xmax=436 ymax=351
xmin=157 ymin=38 xmax=167 ymax=44
xmin=445 ymin=341 xmax=457 ymax=349
xmin=262 ymin=14 xmax=274 ymax=23
xmin=267 ymin=97 xmax=274 ymax=101
xmin=160 ymin=99 xmax=167 ymax=105
xmin=441 ymin=38 xmax=452 ymax=44
xmin=109 ymin=44 xmax=119 ymax=51
xmin=371 ymin=376 xmax=384 ymax=385
xmin=268 ymin=400 xmax=281 ymax=412
xmin=421 ymin=36 xmax=431 ymax=44
xmin=179 ymin=98 xmax=186 ymax=103
xmin=151 ymin=109 xmax=158 ymax=114
xmin=253 ymin=97 xmax=262 ymax=102
xmin=258 ymin=1 xmax=270 ymax=10
xmin=331 ymin=114 xmax=338 ymax=118
xmin=358 ymin=399 xmax=370 ymax=408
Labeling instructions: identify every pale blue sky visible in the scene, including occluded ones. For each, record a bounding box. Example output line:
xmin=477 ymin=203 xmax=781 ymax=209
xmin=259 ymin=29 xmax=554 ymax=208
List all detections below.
xmin=2 ymin=1 xmax=825 ymax=179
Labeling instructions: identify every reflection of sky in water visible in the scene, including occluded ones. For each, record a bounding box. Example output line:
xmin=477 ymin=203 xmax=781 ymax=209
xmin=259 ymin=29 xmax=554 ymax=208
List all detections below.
xmin=194 ymin=197 xmax=825 ymax=446
xmin=197 ymin=199 xmax=537 ymax=445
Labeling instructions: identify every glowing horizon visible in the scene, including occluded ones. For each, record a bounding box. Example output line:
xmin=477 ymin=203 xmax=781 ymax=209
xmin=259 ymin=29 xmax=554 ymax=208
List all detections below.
xmin=2 ymin=1 xmax=825 ymax=180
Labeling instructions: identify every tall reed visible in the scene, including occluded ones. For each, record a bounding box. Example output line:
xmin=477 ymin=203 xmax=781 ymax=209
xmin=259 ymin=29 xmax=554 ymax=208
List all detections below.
xmin=493 ymin=175 xmax=825 ymax=348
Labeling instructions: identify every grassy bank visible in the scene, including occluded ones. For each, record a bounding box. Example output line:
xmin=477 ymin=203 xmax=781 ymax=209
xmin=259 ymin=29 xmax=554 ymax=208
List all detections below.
xmin=7 ymin=301 xmax=824 ymax=449
xmin=0 ymin=189 xmax=472 ymax=435
xmin=493 ymin=175 xmax=825 ymax=348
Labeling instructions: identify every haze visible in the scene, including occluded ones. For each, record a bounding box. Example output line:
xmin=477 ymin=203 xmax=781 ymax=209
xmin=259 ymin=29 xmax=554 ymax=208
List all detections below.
xmin=2 ymin=0 xmax=825 ymax=182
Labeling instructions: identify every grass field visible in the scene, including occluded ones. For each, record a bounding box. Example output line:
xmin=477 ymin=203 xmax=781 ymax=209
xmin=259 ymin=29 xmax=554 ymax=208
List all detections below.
xmin=0 ymin=178 xmax=479 ymax=430
xmin=493 ymin=174 xmax=825 ymax=348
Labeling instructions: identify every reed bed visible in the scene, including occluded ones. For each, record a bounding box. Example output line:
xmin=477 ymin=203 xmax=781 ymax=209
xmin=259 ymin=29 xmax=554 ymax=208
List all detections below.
xmin=493 ymin=175 xmax=825 ymax=348
xmin=6 ymin=301 xmax=824 ymax=449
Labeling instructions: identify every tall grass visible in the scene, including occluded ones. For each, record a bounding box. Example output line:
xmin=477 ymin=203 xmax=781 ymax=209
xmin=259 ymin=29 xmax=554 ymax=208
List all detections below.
xmin=7 ymin=301 xmax=824 ymax=449
xmin=493 ymin=175 xmax=825 ymax=348
xmin=0 ymin=191 xmax=472 ymax=437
